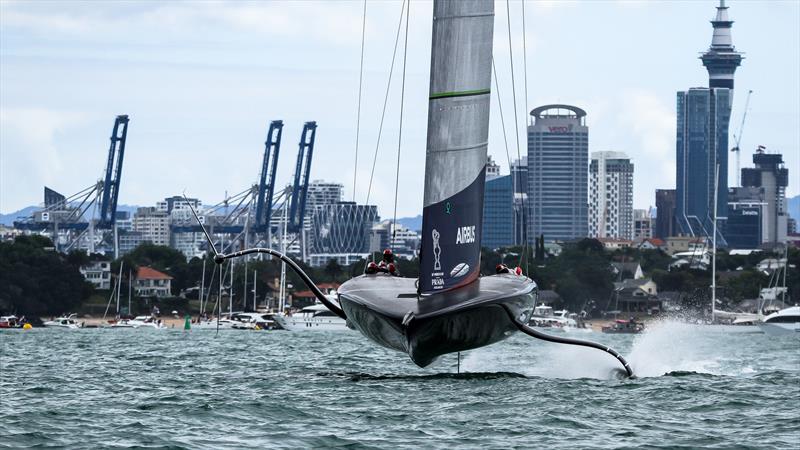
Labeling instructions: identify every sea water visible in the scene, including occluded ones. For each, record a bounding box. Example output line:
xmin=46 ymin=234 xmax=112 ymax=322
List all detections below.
xmin=1 ymin=321 xmax=798 ymax=449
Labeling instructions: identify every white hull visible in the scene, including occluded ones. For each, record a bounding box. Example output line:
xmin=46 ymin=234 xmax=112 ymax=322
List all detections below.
xmin=273 ymin=314 xmax=347 ymax=331
xmin=192 ymin=320 xmax=234 ymax=330
xmin=43 ymin=323 xmax=81 ymax=329
xmin=759 ymin=322 xmax=800 ymax=336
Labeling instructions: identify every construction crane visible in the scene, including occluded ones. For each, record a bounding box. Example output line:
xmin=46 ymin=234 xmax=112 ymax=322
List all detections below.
xmin=731 ymin=89 xmax=752 ymax=186
xmin=14 ymin=115 xmax=130 ymax=253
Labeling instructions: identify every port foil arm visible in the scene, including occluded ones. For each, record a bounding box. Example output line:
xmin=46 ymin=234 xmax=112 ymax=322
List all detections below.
xmin=500 ymin=304 xmax=634 ymax=378
xmin=181 ymin=193 xmax=346 ymax=320
xmin=213 ymin=248 xmax=346 ymax=320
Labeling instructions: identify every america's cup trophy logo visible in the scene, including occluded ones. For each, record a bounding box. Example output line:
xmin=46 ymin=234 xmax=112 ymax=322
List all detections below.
xmin=432 ymin=228 xmax=441 ymax=271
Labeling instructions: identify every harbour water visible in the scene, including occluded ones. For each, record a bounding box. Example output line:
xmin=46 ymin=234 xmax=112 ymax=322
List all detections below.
xmin=1 ymin=321 xmax=798 ymax=449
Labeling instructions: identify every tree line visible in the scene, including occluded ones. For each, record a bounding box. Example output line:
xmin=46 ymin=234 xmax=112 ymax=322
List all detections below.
xmin=1 ymin=235 xmax=796 ymax=317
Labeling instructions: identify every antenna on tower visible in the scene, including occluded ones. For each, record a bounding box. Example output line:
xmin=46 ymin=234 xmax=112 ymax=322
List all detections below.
xmin=731 ymin=89 xmax=753 ymax=186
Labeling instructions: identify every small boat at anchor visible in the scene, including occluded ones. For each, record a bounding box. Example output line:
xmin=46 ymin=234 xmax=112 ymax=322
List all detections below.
xmin=602 ymin=319 xmax=644 ymax=334
xmin=758 ymin=306 xmax=800 ymax=336
xmin=111 ymin=315 xmax=165 ymax=329
xmin=273 ymin=302 xmax=348 ymax=331
xmin=43 ymin=314 xmax=82 ymax=329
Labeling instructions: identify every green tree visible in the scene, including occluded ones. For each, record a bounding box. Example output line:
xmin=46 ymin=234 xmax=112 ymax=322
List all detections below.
xmin=0 ymin=236 xmax=93 ymax=316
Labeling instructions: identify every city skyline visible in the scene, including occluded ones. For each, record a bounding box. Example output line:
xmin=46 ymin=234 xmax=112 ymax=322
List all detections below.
xmin=1 ymin=1 xmax=798 ymax=217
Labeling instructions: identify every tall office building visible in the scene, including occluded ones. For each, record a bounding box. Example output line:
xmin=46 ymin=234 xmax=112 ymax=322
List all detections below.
xmin=740 ymin=150 xmax=789 ymax=245
xmin=511 ymin=157 xmax=528 ymax=245
xmin=307 ymin=201 xmax=379 ymax=267
xmin=482 ymin=174 xmax=514 ymax=250
xmin=675 ymin=1 xmax=743 ymax=244
xmin=655 ymin=189 xmax=677 ymax=239
xmin=726 ymin=186 xmax=765 ymax=249
xmin=527 ymin=105 xmax=589 ymax=242
xmin=589 ymin=151 xmax=634 ymax=240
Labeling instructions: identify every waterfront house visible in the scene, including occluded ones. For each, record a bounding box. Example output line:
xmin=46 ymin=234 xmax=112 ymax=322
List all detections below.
xmin=613 ymin=278 xmax=661 ymax=314
xmin=79 ymin=259 xmax=112 ymax=290
xmin=637 ymin=238 xmax=666 ymax=251
xmin=135 ymin=266 xmax=173 ymax=298
xmin=291 ymin=282 xmax=341 ymax=309
xmin=611 ymin=262 xmax=644 ymax=280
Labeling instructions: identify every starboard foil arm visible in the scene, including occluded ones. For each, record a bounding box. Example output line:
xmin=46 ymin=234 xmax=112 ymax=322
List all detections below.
xmin=499 ymin=304 xmax=634 ymax=378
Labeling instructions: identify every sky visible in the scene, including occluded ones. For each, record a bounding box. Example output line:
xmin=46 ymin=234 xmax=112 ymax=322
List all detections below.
xmin=1 ymin=0 xmax=798 ymax=219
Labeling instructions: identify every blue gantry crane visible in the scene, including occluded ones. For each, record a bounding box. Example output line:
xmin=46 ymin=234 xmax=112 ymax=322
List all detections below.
xmin=254 ymin=120 xmax=284 ymax=233
xmin=14 ymin=115 xmax=130 ymax=251
xmin=172 ymin=120 xmax=316 ymax=252
xmin=287 ymin=121 xmax=317 ymax=233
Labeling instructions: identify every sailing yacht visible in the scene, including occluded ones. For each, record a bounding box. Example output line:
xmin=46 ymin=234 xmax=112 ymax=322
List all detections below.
xmin=186 ymin=0 xmax=632 ymax=377
xmin=337 ymin=0 xmax=536 ymax=368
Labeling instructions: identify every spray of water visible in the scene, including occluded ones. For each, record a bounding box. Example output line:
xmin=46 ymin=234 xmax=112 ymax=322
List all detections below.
xmin=463 ymin=319 xmax=758 ymax=380
xmin=627 ymin=320 xmax=724 ymax=377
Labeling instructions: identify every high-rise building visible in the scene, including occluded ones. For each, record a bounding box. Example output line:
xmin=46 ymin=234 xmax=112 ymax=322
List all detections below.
xmin=726 ymin=186 xmax=765 ymax=249
xmin=132 ymin=207 xmax=170 ymax=246
xmin=655 ymin=189 xmax=677 ymax=239
xmin=369 ymin=220 xmax=420 ymax=259
xmin=511 ymin=157 xmax=528 ymax=245
xmin=308 ymin=201 xmax=379 ymax=267
xmin=589 ymin=151 xmax=634 ymax=240
xmin=675 ymin=1 xmax=743 ymax=244
xmin=527 ymin=104 xmax=589 ymax=242
xmin=740 ymin=150 xmax=789 ymax=245
xmin=675 ymin=87 xmax=732 ymax=241
xmin=305 ymin=180 xmax=344 ymax=211
xmin=633 ymin=209 xmax=653 ymax=242
xmin=482 ymin=174 xmax=514 ymax=250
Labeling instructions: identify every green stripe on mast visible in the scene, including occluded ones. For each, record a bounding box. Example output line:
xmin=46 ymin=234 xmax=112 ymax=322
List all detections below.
xmin=429 ymin=88 xmax=490 ymax=100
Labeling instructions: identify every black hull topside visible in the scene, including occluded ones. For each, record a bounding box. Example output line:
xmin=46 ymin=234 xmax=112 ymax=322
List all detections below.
xmin=337 ymin=274 xmax=537 ymax=367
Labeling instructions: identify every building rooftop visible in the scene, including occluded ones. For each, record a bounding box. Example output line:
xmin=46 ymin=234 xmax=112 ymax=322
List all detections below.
xmin=136 ymin=266 xmax=173 ymax=280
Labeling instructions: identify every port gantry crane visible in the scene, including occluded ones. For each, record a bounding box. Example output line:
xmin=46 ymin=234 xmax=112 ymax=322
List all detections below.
xmin=171 ymin=120 xmax=318 ymax=256
xmin=14 ymin=115 xmax=130 ymax=254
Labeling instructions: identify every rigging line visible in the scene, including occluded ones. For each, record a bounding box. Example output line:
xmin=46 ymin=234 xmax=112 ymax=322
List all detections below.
xmin=520 ymin=0 xmax=531 ymax=274
xmin=506 ymin=0 xmax=527 ymax=272
xmin=391 ymin=0 xmax=410 ymax=253
xmin=352 ymin=0 xmax=367 ymax=202
xmin=492 ymin=57 xmax=519 ymax=263
xmin=364 ymin=0 xmax=407 ymax=206
xmin=506 ymin=0 xmax=528 ymax=266
xmin=492 ymin=59 xmax=515 ymax=194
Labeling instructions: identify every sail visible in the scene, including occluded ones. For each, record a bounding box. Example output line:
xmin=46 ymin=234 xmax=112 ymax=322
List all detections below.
xmin=419 ymin=0 xmax=494 ymax=294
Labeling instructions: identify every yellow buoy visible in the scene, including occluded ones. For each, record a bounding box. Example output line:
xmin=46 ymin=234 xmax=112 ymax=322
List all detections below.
xmin=23 ymin=323 xmax=33 ymax=330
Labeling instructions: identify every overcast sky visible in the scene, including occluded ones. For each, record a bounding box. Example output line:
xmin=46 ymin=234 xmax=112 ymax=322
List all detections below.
xmin=1 ymin=0 xmax=798 ymax=219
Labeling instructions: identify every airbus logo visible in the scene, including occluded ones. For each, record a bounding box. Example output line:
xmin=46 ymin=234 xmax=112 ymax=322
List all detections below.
xmin=456 ymin=226 xmax=476 ymax=244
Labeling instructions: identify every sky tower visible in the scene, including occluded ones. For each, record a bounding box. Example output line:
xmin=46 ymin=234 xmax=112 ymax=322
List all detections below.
xmin=701 ymin=0 xmax=744 ymax=89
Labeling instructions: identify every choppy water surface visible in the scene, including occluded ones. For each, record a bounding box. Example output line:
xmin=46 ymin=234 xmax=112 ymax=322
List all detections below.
xmin=2 ymin=321 xmax=799 ymax=449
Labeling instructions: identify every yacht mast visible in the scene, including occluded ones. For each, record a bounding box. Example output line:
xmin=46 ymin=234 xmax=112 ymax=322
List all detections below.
xmin=711 ymin=163 xmax=718 ymax=323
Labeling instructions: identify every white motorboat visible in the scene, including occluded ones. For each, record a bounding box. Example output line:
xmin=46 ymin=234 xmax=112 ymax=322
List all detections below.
xmin=111 ymin=315 xmax=165 ymax=329
xmin=529 ymin=306 xmax=590 ymax=332
xmin=193 ymin=318 xmax=235 ymax=330
xmin=759 ymin=306 xmax=800 ymax=336
xmin=43 ymin=314 xmax=82 ymax=329
xmin=273 ymin=302 xmax=348 ymax=331
xmin=229 ymin=312 xmax=274 ymax=330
